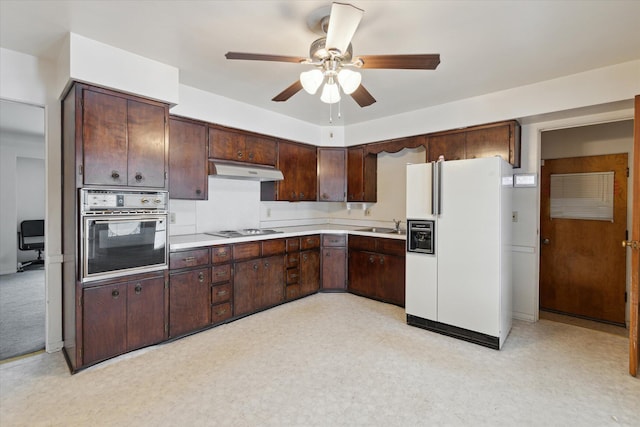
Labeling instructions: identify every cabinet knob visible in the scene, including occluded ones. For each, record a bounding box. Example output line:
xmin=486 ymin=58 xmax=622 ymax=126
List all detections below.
xmin=111 ymin=170 xmax=120 ymax=180
xmin=379 ymin=257 xmax=384 ymax=265
xmin=248 ymin=152 xmax=254 ymax=160
xmin=112 ymin=290 xmax=120 ymax=298
xmin=253 ymin=264 xmax=259 ymax=271
xmin=134 ymin=284 xmax=142 ymax=294
xmin=264 ymin=262 xmax=270 ymax=268
xmin=135 ymin=172 xmax=143 ymax=182
xmin=196 ymin=189 xmax=202 ymax=195
xmin=198 ymin=272 xmax=205 ymax=282
xmin=299 ymin=192 xmax=305 ymax=199
xmin=237 ymin=150 xmax=243 ymax=159
xmin=325 ymin=252 xmax=330 ymax=257
xmin=369 ymin=256 xmax=375 ymax=264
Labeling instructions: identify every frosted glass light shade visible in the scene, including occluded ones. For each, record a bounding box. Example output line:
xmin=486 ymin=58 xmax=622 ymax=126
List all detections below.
xmin=320 ymin=81 xmax=341 ymax=104
xmin=337 ymin=69 xmax=361 ymax=94
xmin=300 ymin=69 xmax=324 ymax=94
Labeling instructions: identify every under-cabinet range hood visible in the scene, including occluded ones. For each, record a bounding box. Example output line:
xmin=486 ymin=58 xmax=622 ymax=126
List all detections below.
xmin=208 ymin=160 xmax=284 ymax=182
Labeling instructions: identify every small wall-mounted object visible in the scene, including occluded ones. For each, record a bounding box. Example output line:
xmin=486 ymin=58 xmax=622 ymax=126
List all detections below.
xmin=513 ymin=173 xmax=538 ymax=187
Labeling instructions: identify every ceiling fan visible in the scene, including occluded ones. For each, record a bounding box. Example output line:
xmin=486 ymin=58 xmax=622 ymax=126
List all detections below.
xmin=225 ymin=2 xmax=440 ymax=108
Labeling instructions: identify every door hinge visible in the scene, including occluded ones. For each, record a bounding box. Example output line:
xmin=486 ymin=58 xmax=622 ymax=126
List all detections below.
xmin=165 ymin=323 xmax=169 ymax=333
xmin=625 ymin=292 xmax=627 ymax=303
xmin=79 ymin=165 xmax=83 ymax=176
xmin=164 ymin=279 xmax=169 ymax=289
xmin=626 ymin=230 xmax=629 ymax=240
xmin=627 ymin=167 xmax=630 ymax=177
xmin=165 ymin=171 xmax=168 ymax=180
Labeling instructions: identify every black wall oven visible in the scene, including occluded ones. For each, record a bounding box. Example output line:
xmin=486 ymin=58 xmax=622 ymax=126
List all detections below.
xmin=80 ymin=189 xmax=168 ymax=282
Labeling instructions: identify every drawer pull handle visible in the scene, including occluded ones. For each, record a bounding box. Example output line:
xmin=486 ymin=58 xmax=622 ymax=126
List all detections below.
xmin=184 ymin=256 xmax=196 ymax=265
xmin=111 ymin=170 xmax=120 ymax=179
xmin=215 ymin=271 xmax=227 ymax=277
xmin=216 ymin=308 xmax=227 ymax=315
xmin=218 ymin=251 xmax=227 ymax=257
xmin=217 ymin=290 xmax=228 ymax=296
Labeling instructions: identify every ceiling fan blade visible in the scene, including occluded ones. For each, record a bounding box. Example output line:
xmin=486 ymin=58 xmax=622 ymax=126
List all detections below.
xmin=325 ymin=2 xmax=364 ymax=55
xmin=350 ymin=84 xmax=376 ymax=107
xmin=225 ymin=52 xmax=307 ymax=63
xmin=358 ymin=54 xmax=441 ymax=70
xmin=272 ymin=80 xmax=304 ymax=102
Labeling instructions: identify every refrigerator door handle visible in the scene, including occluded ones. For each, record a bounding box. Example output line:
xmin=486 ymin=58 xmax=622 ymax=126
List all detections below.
xmin=432 ymin=161 xmax=442 ymax=215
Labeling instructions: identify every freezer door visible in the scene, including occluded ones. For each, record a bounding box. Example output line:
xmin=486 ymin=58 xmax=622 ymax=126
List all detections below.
xmin=405 ymin=252 xmax=438 ymax=320
xmin=406 ymin=163 xmax=434 ymax=219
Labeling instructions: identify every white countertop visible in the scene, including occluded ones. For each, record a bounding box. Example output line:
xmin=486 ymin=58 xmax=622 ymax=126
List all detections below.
xmin=169 ymin=223 xmax=406 ymax=251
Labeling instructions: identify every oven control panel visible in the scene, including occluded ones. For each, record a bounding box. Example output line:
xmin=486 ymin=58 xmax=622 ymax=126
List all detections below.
xmin=81 ymin=189 xmax=168 ymax=212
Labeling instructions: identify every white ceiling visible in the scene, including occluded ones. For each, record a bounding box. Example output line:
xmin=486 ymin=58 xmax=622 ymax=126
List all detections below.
xmin=1 ymin=0 xmax=639 ymax=126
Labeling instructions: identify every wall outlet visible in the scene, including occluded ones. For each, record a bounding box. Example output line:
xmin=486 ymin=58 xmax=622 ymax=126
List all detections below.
xmin=512 ymin=211 xmax=518 ymax=222
xmin=170 ymin=212 xmax=176 ymax=224
xmin=365 ymin=209 xmax=371 ymax=216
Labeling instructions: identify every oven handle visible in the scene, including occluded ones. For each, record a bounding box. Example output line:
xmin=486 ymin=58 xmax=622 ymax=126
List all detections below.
xmin=89 ymin=216 xmax=166 ymax=225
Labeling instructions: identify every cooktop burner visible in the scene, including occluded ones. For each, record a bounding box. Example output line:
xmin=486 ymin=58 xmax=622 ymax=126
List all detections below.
xmin=205 ymin=228 xmax=282 ymax=238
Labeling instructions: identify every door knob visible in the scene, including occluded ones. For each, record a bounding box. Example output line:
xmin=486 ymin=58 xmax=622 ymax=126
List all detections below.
xmin=622 ymin=240 xmax=639 ymax=249
xmin=541 ymin=238 xmax=550 ymax=245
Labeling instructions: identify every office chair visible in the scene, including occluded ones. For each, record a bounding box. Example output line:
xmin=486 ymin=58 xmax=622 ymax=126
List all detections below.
xmin=17 ymin=219 xmax=44 ymax=272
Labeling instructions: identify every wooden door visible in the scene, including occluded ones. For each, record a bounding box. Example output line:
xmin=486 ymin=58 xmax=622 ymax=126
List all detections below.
xmin=465 ymin=124 xmax=512 ymax=164
xmin=300 ymin=250 xmax=320 ymax=295
xmin=233 ymin=260 xmax=259 ymax=316
xmin=127 ymin=99 xmax=167 ymax=188
xmin=427 ymin=133 xmax=465 ymax=162
xmin=276 ymin=141 xmax=298 ymax=201
xmin=169 ymin=268 xmax=210 ymax=337
xmin=378 ymin=254 xmax=406 ymax=306
xmin=297 ymin=144 xmax=318 ymax=201
xmin=540 ymin=154 xmax=628 ymax=324
xmin=169 ymin=117 xmax=207 ymax=199
xmin=322 ymin=247 xmax=347 ymax=290
xmin=245 ymin=135 xmax=277 ymax=165
xmin=209 ymin=127 xmax=244 ymax=162
xmin=82 ymin=89 xmax=128 ymax=186
xmin=629 ymin=95 xmax=640 ymax=376
xmin=347 ymin=147 xmax=377 ymax=202
xmin=348 ymin=250 xmax=376 ymax=297
xmin=318 ymin=148 xmax=346 ymax=201
xmin=83 ymin=283 xmax=127 ymax=365
xmin=257 ymin=255 xmax=284 ymax=309
xmin=127 ymin=276 xmax=165 ymax=350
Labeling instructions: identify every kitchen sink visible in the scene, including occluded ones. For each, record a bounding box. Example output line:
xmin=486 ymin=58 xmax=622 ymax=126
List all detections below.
xmin=356 ymin=227 xmax=406 ymax=235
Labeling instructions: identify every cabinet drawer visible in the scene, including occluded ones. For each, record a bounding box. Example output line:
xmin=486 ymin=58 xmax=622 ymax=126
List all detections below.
xmin=285 ymin=284 xmax=301 ymax=300
xmin=348 ymin=235 xmax=376 ymax=252
xmin=286 ymin=252 xmax=299 ymax=268
xmin=286 ymin=238 xmax=300 ymax=252
xmin=211 ymin=283 xmax=232 ymax=304
xmin=211 ymin=245 xmax=231 ymax=264
xmin=211 ymin=302 xmax=232 ymax=323
xmin=211 ymin=264 xmax=231 ymax=284
xmin=376 ymin=238 xmax=406 ymax=257
xmin=262 ymin=238 xmax=286 ymax=256
xmin=286 ymin=268 xmax=300 ymax=285
xmin=300 ymin=234 xmax=320 ymax=250
xmin=169 ymin=248 xmax=209 ymax=270
xmin=323 ymin=234 xmax=346 ymax=247
xmin=233 ymin=242 xmax=260 ymax=261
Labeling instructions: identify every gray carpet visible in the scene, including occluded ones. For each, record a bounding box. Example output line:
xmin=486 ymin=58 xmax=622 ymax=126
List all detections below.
xmin=0 ymin=268 xmax=45 ymax=360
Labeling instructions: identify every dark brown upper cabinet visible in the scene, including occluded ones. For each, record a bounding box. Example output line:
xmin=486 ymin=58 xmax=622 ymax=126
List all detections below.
xmin=208 ymin=126 xmax=277 ymax=166
xmin=347 ymin=146 xmax=377 ymax=202
xmin=317 ymin=148 xmax=346 ymax=202
xmin=68 ymin=83 xmax=169 ymax=189
xmin=276 ymin=141 xmax=317 ymax=201
xmin=169 ymin=116 xmax=208 ymax=200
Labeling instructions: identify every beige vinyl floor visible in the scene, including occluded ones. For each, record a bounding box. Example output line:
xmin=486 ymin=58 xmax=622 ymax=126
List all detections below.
xmin=1 ymin=293 xmax=638 ymax=426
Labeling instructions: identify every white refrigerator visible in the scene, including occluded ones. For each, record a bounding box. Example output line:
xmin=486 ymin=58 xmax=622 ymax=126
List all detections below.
xmin=405 ymin=157 xmax=512 ymax=349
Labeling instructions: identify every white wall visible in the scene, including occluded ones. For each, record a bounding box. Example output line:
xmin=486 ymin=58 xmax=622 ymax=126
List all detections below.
xmin=15 ymin=157 xmax=46 ymax=265
xmin=0 ymin=132 xmax=45 ymax=273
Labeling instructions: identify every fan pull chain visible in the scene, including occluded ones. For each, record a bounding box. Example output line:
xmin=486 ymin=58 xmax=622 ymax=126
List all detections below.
xmin=329 ymin=102 xmax=333 ymax=123
xmin=338 ymin=98 xmax=342 ymax=119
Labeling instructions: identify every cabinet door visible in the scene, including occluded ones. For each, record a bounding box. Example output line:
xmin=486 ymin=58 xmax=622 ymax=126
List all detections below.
xmin=83 ymin=283 xmax=127 ymax=365
xmin=127 ymin=276 xmax=166 ymax=350
xmin=427 ymin=133 xmax=466 ymax=162
xmin=465 ymin=124 xmax=512 ymax=164
xmin=297 ymin=144 xmax=318 ymax=201
xmin=277 ymin=141 xmax=299 ymax=201
xmin=300 ymin=250 xmax=320 ymax=296
xmin=347 ymin=147 xmax=377 ymax=202
xmin=233 ymin=260 xmax=259 ymax=316
xmin=322 ymin=247 xmax=346 ymax=290
xmin=377 ymin=255 xmax=406 ymax=306
xmin=169 ymin=268 xmax=210 ymax=337
xmin=318 ymin=148 xmax=346 ymax=201
xmin=245 ymin=135 xmax=277 ymax=165
xmin=127 ymin=99 xmax=167 ymax=188
xmin=209 ymin=127 xmax=245 ymax=162
xmin=169 ymin=117 xmax=207 ymax=199
xmin=256 ymin=255 xmax=284 ymax=309
xmin=82 ymin=89 xmax=128 ymax=186
xmin=348 ymin=250 xmax=376 ymax=298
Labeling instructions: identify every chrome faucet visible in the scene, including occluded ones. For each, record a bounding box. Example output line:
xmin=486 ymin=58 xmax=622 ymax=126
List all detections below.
xmin=393 ymin=219 xmax=401 ymax=232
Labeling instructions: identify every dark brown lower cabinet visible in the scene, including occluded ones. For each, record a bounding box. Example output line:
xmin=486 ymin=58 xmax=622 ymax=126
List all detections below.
xmin=234 ymin=255 xmax=285 ymax=316
xmin=348 ymin=236 xmax=406 ymax=307
xmin=322 ymin=234 xmax=347 ymax=290
xmin=82 ymin=275 xmax=166 ymax=366
xmin=299 ymin=250 xmax=320 ymax=296
xmin=169 ymin=268 xmax=211 ymax=337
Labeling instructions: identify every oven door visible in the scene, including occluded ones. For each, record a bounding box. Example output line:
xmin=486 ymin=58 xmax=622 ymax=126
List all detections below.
xmin=82 ymin=215 xmax=168 ymax=282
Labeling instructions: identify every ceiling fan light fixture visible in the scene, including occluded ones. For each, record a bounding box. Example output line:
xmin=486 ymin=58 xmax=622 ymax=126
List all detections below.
xmin=320 ymin=78 xmax=341 ymax=104
xmin=337 ymin=68 xmax=361 ymax=94
xmin=300 ymin=69 xmax=324 ymax=94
